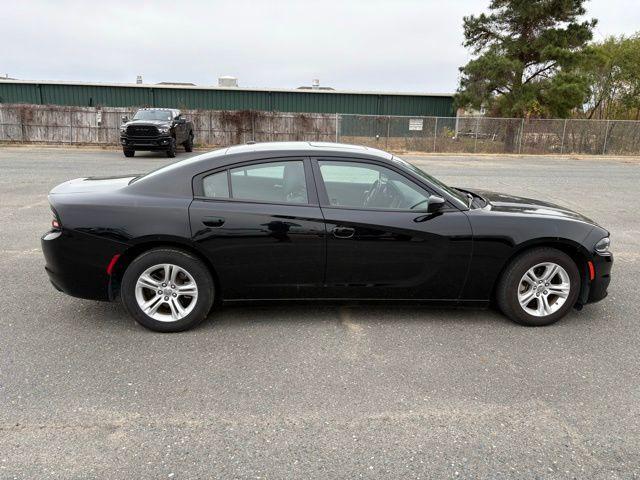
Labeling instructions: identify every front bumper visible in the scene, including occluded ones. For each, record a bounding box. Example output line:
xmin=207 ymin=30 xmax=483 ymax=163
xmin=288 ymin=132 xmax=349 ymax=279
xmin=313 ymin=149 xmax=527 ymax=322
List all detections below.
xmin=41 ymin=229 xmax=125 ymax=301
xmin=120 ymin=134 xmax=172 ymax=150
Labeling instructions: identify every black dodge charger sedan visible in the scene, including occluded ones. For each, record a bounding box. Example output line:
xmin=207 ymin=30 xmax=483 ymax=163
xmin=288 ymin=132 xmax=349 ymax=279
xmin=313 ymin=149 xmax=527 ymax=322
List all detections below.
xmin=42 ymin=142 xmax=612 ymax=332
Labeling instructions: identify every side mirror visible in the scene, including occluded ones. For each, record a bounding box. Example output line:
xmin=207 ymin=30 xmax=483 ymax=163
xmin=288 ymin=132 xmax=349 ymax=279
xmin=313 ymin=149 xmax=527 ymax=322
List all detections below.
xmin=427 ymin=195 xmax=445 ymax=213
xmin=176 ymin=117 xmax=186 ymax=125
xmin=121 ymin=115 xmax=129 ymax=123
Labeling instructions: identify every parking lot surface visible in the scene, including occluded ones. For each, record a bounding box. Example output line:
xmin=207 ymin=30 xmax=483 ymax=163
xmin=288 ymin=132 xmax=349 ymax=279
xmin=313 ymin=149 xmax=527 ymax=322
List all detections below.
xmin=1 ymin=146 xmax=638 ymax=479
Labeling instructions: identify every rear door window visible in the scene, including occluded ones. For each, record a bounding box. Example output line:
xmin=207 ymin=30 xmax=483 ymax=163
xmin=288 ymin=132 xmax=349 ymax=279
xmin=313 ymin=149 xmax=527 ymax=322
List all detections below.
xmin=229 ymin=161 xmax=308 ymax=204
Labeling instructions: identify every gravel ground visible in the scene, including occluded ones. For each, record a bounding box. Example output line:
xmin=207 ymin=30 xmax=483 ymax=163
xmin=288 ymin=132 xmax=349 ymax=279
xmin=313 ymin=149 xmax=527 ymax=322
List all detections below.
xmin=0 ymin=146 xmax=638 ymax=479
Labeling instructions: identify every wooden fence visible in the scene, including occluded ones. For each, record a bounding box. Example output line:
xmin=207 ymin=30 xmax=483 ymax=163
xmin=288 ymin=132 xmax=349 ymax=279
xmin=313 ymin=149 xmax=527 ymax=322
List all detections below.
xmin=0 ymin=104 xmax=337 ymax=146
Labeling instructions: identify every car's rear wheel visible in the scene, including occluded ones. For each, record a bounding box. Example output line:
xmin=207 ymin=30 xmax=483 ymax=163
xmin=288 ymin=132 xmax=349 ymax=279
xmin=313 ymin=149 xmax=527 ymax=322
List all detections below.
xmin=123 ymin=148 xmax=135 ymax=157
xmin=121 ymin=248 xmax=214 ymax=332
xmin=166 ymin=138 xmax=177 ymax=158
xmin=184 ymin=133 xmax=194 ymax=152
xmin=496 ymin=248 xmax=580 ymax=326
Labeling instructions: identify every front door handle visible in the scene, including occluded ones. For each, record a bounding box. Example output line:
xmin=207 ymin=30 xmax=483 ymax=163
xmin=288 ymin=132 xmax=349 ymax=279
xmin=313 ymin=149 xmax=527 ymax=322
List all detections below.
xmin=332 ymin=226 xmax=355 ymax=239
xmin=202 ymin=216 xmax=225 ymax=227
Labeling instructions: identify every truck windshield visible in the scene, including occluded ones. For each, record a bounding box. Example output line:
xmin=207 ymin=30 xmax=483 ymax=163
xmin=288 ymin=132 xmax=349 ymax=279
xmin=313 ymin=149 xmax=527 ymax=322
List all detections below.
xmin=133 ymin=110 xmax=173 ymax=121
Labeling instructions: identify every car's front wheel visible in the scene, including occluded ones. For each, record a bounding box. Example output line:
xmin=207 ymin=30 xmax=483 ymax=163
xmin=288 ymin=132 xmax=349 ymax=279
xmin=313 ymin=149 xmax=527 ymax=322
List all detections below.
xmin=121 ymin=248 xmax=214 ymax=332
xmin=166 ymin=138 xmax=177 ymax=158
xmin=123 ymin=148 xmax=135 ymax=157
xmin=496 ymin=247 xmax=580 ymax=326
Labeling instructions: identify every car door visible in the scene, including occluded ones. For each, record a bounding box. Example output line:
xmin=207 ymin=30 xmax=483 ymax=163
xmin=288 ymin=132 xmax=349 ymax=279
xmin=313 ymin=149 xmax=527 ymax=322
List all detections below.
xmin=189 ymin=158 xmax=327 ymax=299
xmin=312 ymin=158 xmax=472 ymax=300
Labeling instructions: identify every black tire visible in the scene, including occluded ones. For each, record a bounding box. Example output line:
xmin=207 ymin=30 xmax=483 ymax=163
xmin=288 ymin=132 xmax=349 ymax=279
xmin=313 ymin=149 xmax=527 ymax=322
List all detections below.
xmin=166 ymin=138 xmax=177 ymax=158
xmin=123 ymin=148 xmax=135 ymax=157
xmin=121 ymin=248 xmax=215 ymax=332
xmin=183 ymin=132 xmax=194 ymax=152
xmin=496 ymin=247 xmax=580 ymax=327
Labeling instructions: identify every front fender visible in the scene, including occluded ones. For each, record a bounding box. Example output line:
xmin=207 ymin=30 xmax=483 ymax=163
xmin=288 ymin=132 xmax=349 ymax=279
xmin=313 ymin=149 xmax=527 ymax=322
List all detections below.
xmin=460 ymin=208 xmax=597 ymax=300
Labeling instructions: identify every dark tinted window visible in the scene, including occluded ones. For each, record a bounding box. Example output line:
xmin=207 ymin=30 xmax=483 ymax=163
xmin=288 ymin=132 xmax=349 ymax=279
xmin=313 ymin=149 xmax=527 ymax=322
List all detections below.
xmin=230 ymin=161 xmax=308 ymax=204
xmin=318 ymin=161 xmax=429 ymax=210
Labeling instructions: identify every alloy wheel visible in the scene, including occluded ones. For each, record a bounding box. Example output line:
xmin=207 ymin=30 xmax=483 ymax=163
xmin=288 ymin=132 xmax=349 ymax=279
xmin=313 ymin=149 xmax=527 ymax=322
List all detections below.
xmin=134 ymin=263 xmax=198 ymax=322
xmin=517 ymin=262 xmax=571 ymax=317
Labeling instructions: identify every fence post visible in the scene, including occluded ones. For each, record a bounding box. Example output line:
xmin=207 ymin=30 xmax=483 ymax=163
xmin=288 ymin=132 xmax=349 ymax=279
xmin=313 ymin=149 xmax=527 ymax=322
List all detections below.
xmin=602 ymin=120 xmax=610 ymax=155
xmin=518 ymin=118 xmax=525 ymax=154
xmin=335 ymin=113 xmax=339 ymax=143
xmin=69 ymin=107 xmax=73 ymax=145
xmin=560 ymin=118 xmax=567 ymax=154
xmin=474 ymin=117 xmax=480 ymax=153
xmin=21 ymin=111 xmax=25 ymax=142
xmin=386 ymin=115 xmax=391 ymax=149
xmin=251 ymin=112 xmax=255 ymax=142
xmin=433 ymin=117 xmax=438 ymax=152
xmin=209 ymin=111 xmax=213 ymax=146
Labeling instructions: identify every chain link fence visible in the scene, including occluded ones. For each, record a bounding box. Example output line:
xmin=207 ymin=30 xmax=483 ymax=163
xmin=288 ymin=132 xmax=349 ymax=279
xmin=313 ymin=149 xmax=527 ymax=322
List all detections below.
xmin=337 ymin=114 xmax=640 ymax=155
xmin=1 ymin=104 xmax=640 ymax=155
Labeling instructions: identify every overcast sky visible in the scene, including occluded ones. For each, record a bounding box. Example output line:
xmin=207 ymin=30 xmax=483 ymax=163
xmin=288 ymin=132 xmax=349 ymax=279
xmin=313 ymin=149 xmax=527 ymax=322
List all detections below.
xmin=2 ymin=0 xmax=637 ymax=93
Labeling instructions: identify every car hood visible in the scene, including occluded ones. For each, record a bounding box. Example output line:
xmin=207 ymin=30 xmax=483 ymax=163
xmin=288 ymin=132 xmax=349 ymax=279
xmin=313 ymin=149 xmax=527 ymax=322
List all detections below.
xmin=50 ymin=175 xmax=138 ymax=194
xmin=468 ymin=188 xmax=598 ymax=225
xmin=124 ymin=119 xmax=170 ymax=127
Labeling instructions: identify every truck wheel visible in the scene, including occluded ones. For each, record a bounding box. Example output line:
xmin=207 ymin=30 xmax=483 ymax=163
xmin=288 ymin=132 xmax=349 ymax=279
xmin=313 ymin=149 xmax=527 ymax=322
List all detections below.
xmin=184 ymin=133 xmax=194 ymax=152
xmin=123 ymin=148 xmax=135 ymax=157
xmin=166 ymin=138 xmax=177 ymax=158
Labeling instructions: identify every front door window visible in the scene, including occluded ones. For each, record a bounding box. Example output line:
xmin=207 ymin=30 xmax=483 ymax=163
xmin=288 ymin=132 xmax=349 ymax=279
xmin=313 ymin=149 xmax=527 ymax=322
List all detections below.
xmin=317 ymin=161 xmax=429 ymax=210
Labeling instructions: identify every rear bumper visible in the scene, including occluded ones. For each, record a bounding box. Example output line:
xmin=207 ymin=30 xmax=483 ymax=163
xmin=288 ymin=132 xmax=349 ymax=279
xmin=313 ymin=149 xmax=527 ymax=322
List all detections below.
xmin=120 ymin=134 xmax=172 ymax=150
xmin=585 ymin=252 xmax=613 ymax=304
xmin=41 ymin=229 xmax=126 ymax=301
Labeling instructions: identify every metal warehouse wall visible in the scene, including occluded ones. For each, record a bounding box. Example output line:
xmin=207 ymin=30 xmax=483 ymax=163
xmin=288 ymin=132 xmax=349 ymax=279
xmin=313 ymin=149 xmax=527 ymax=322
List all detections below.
xmin=0 ymin=81 xmax=454 ymax=117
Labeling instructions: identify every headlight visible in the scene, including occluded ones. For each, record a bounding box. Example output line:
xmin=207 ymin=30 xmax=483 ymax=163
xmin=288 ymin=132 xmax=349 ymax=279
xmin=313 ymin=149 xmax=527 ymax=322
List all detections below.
xmin=595 ymin=237 xmax=610 ymax=254
xmin=119 ymin=125 xmax=127 ymax=132
xmin=158 ymin=126 xmax=170 ymax=133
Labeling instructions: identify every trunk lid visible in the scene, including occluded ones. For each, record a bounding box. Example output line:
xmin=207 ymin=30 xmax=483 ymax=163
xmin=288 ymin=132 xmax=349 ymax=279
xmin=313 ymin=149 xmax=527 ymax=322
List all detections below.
xmin=49 ymin=175 xmax=139 ymax=195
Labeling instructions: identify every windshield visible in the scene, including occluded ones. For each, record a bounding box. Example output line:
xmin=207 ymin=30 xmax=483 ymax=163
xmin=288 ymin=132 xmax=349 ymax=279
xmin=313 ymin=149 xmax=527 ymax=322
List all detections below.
xmin=391 ymin=155 xmax=468 ymax=205
xmin=133 ymin=110 xmax=173 ymax=121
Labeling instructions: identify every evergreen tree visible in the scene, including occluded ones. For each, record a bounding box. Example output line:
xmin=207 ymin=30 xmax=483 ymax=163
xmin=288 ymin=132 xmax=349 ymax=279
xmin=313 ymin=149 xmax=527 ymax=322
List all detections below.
xmin=456 ymin=0 xmax=596 ymax=123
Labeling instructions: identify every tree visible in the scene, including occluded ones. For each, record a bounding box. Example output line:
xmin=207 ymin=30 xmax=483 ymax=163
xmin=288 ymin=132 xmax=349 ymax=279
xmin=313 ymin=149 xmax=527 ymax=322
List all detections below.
xmin=456 ymin=0 xmax=596 ymax=123
xmin=582 ymin=34 xmax=640 ymax=120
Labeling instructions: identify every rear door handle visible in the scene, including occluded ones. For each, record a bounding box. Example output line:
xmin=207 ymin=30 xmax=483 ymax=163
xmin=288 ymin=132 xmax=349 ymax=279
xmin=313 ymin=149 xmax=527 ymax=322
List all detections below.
xmin=332 ymin=226 xmax=355 ymax=239
xmin=202 ymin=216 xmax=225 ymax=227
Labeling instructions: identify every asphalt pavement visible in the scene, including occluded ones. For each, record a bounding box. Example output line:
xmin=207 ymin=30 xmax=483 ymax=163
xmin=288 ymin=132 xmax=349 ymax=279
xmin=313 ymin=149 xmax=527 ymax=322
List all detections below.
xmin=0 ymin=146 xmax=638 ymax=479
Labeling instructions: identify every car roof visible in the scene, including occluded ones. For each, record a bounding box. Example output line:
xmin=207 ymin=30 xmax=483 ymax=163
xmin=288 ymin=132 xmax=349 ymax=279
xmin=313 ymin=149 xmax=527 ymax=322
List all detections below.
xmin=221 ymin=141 xmax=392 ymax=159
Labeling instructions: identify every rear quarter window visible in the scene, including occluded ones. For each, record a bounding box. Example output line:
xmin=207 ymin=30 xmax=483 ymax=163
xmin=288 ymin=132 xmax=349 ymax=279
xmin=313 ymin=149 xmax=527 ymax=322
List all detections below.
xmin=202 ymin=171 xmax=229 ymax=198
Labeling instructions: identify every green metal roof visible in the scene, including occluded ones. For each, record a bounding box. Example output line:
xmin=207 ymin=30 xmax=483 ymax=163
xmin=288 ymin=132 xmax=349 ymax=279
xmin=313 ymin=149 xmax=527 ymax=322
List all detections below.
xmin=0 ymin=80 xmax=454 ymax=117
